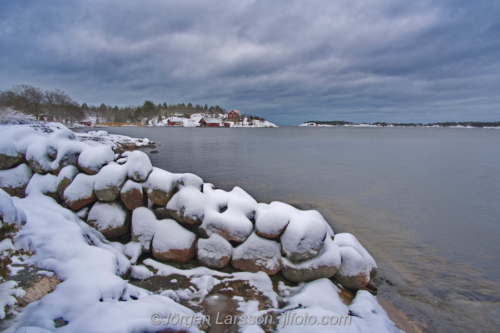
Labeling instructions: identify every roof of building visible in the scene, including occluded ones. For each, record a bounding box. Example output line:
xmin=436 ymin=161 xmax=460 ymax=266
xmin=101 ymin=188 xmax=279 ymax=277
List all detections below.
xmin=200 ymin=117 xmax=221 ymax=124
xmin=229 ymin=110 xmax=241 ymax=114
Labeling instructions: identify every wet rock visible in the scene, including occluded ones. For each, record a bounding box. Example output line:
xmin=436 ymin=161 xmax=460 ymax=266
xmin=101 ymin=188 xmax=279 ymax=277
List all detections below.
xmin=231 ymin=232 xmax=282 ymax=275
xmin=152 ymin=219 xmax=197 ymax=263
xmin=197 ymin=234 xmax=232 ymax=269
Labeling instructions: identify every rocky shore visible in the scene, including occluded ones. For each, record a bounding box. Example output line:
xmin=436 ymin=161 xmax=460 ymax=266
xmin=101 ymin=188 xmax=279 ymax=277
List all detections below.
xmin=0 ymin=122 xmax=400 ymax=332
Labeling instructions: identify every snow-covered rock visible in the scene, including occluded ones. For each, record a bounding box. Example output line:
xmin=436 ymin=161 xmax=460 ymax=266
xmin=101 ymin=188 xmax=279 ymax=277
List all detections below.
xmin=152 ymin=219 xmax=197 ymax=262
xmin=167 ymin=186 xmax=215 ymax=225
xmin=143 ymin=167 xmax=177 ymax=206
xmin=120 ymin=180 xmax=146 ymax=211
xmin=63 ymin=173 xmax=97 ymax=210
xmin=231 ymin=232 xmax=282 ymax=275
xmin=94 ymin=162 xmax=128 ymax=202
xmin=196 ymin=234 xmax=232 ymax=268
xmin=277 ymin=202 xmax=327 ymax=261
xmin=56 ymin=165 xmax=79 ymax=198
xmin=255 ymin=204 xmax=290 ymax=238
xmin=126 ymin=150 xmax=152 ymax=182
xmin=78 ymin=145 xmax=115 ymax=175
xmin=0 ymin=189 xmax=26 ymax=227
xmin=0 ymin=148 xmax=24 ymax=171
xmin=131 ymin=207 xmax=158 ymax=252
xmin=25 ymin=173 xmax=59 ymax=200
xmin=332 ymin=233 xmax=378 ymax=291
xmin=0 ymin=164 xmax=33 ymax=198
xmin=282 ymin=237 xmax=341 ymax=283
xmin=87 ymin=201 xmax=130 ymax=239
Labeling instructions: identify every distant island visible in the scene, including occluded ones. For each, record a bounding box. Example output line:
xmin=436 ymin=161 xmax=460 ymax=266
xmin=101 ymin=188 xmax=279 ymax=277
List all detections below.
xmin=300 ymin=120 xmax=500 ymax=128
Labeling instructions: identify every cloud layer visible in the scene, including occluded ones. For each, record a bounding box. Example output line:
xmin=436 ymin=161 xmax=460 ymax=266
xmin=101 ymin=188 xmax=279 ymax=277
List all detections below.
xmin=1 ymin=0 xmax=499 ymax=124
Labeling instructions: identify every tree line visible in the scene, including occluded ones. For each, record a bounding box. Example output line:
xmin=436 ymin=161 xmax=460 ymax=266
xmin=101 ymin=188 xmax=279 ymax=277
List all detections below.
xmin=0 ymin=84 xmax=231 ymax=124
xmin=307 ymin=120 xmax=500 ymax=128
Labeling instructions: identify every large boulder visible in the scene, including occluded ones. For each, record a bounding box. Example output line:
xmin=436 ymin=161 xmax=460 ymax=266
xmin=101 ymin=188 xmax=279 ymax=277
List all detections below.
xmin=63 ymin=173 xmax=97 ymax=210
xmin=254 ymin=205 xmax=289 ymax=239
xmin=126 ymin=151 xmax=153 ymax=182
xmin=78 ymin=145 xmax=115 ymax=175
xmin=278 ymin=202 xmax=327 ymax=261
xmin=0 ymin=189 xmax=26 ymax=226
xmin=197 ymin=234 xmax=232 ymax=269
xmin=25 ymin=139 xmax=54 ymax=174
xmin=167 ymin=186 xmax=215 ymax=226
xmin=131 ymin=207 xmax=159 ymax=252
xmin=332 ymin=233 xmax=377 ymax=291
xmin=120 ymin=180 xmax=146 ymax=211
xmin=56 ymin=165 xmax=79 ymax=198
xmin=0 ymin=164 xmax=33 ymax=198
xmin=282 ymin=237 xmax=341 ymax=283
xmin=87 ymin=201 xmax=130 ymax=238
xmin=0 ymin=150 xmax=24 ymax=170
xmin=231 ymin=232 xmax=282 ymax=275
xmin=152 ymin=219 xmax=197 ymax=263
xmin=143 ymin=167 xmax=177 ymax=206
xmin=94 ymin=162 xmax=128 ymax=202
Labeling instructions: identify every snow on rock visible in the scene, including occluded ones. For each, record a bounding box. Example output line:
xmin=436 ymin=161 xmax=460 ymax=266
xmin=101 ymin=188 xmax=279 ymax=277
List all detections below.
xmin=63 ymin=173 xmax=97 ymax=210
xmin=348 ymin=290 xmax=400 ymax=332
xmin=282 ymin=237 xmax=341 ymax=283
xmin=9 ymin=195 xmax=200 ymax=333
xmin=196 ymin=234 xmax=232 ymax=269
xmin=332 ymin=233 xmax=378 ymax=291
xmin=0 ymin=190 xmax=25 ymax=227
xmin=143 ymin=167 xmax=177 ymax=206
xmin=0 ymin=132 xmax=25 ymax=169
xmin=283 ymin=278 xmax=349 ymax=314
xmin=25 ymin=173 xmax=58 ymax=200
xmin=120 ymin=180 xmax=146 ymax=211
xmin=25 ymin=138 xmax=54 ymax=175
xmin=275 ymin=201 xmax=328 ymax=261
xmin=130 ymin=265 xmax=153 ymax=280
xmin=56 ymin=165 xmax=79 ymax=198
xmin=131 ymin=207 xmax=159 ymax=252
xmin=167 ymin=185 xmax=217 ymax=225
xmin=87 ymin=201 xmax=130 ymax=239
xmin=152 ymin=219 xmax=197 ymax=263
xmin=0 ymin=281 xmax=26 ymax=320
xmin=177 ymin=173 xmax=204 ymax=190
xmin=77 ymin=145 xmax=115 ymax=175
xmin=0 ymin=164 xmax=33 ymax=198
xmin=254 ymin=204 xmax=290 ymax=238
xmin=94 ymin=162 xmax=128 ymax=202
xmin=123 ymin=241 xmax=142 ymax=264
xmin=231 ymin=232 xmax=282 ymax=275
xmin=197 ymin=186 xmax=256 ymax=242
xmin=126 ymin=150 xmax=153 ymax=182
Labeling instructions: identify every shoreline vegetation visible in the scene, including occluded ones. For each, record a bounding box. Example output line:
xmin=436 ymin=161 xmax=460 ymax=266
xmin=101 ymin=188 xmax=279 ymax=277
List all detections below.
xmin=300 ymin=120 xmax=500 ymax=128
xmin=0 ymin=120 xmax=409 ymax=332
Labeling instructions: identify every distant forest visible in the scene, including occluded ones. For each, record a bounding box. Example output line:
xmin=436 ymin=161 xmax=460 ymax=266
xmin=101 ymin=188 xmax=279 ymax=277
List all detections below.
xmin=0 ymin=84 xmax=263 ymax=124
xmin=307 ymin=120 xmax=500 ymax=128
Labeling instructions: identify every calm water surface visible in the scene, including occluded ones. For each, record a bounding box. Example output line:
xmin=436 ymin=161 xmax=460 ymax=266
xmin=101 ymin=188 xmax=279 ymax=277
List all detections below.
xmin=101 ymin=126 xmax=500 ymax=332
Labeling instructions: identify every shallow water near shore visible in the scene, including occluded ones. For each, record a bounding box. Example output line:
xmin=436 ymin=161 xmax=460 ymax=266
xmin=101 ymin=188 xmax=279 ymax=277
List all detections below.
xmin=99 ymin=126 xmax=500 ymax=333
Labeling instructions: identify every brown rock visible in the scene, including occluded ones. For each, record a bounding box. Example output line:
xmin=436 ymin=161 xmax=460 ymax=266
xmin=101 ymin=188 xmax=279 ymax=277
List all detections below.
xmin=152 ymin=220 xmax=197 ymax=263
xmin=197 ymin=234 xmax=232 ymax=269
xmin=87 ymin=201 xmax=130 ymax=239
xmin=0 ymin=164 xmax=33 ymax=198
xmin=0 ymin=152 xmax=25 ymax=170
xmin=63 ymin=174 xmax=97 ymax=210
xmin=120 ymin=180 xmax=146 ymax=211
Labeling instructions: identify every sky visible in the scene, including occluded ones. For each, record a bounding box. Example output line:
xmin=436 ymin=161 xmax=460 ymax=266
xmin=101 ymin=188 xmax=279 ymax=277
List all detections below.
xmin=1 ymin=0 xmax=499 ymax=125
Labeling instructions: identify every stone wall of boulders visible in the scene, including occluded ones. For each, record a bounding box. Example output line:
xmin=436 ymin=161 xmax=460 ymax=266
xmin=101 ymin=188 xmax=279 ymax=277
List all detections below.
xmin=0 ymin=128 xmax=378 ymax=292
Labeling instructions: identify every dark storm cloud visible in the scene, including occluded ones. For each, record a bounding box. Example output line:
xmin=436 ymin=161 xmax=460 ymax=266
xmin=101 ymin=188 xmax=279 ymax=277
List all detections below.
xmin=1 ymin=0 xmax=499 ymax=124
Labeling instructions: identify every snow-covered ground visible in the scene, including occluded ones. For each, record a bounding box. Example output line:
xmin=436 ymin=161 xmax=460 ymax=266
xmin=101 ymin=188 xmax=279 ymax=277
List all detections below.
xmin=0 ymin=122 xmax=400 ymax=333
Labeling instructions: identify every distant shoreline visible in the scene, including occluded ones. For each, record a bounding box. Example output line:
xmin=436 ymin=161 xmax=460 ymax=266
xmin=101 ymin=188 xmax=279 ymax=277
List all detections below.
xmin=300 ymin=120 xmax=500 ymax=128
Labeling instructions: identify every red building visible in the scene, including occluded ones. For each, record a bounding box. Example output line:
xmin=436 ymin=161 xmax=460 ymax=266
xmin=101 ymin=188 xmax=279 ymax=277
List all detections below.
xmin=79 ymin=120 xmax=92 ymax=126
xmin=227 ymin=110 xmax=241 ymax=120
xmin=167 ymin=118 xmax=184 ymax=126
xmin=199 ymin=118 xmax=221 ymax=127
xmin=39 ymin=115 xmax=55 ymax=121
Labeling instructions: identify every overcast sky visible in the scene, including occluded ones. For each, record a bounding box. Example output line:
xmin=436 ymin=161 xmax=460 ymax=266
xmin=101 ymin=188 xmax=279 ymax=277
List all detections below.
xmin=1 ymin=0 xmax=499 ymax=125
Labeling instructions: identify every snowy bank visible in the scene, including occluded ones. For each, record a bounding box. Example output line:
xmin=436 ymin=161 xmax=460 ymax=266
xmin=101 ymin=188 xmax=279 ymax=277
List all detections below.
xmin=0 ymin=123 xmax=399 ymax=333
